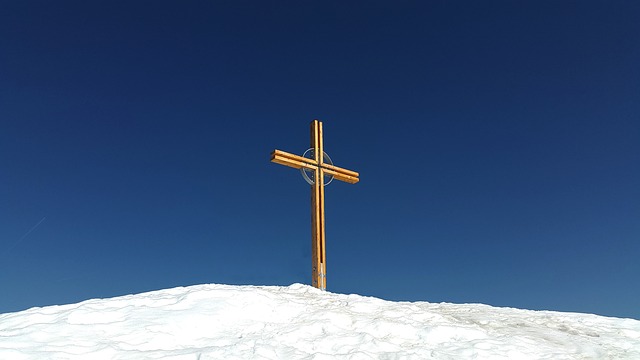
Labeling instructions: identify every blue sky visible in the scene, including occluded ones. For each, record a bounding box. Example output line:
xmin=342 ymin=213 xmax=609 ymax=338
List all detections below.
xmin=1 ymin=1 xmax=639 ymax=319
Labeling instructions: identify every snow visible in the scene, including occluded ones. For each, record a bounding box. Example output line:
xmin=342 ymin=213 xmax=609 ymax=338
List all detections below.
xmin=1 ymin=284 xmax=639 ymax=359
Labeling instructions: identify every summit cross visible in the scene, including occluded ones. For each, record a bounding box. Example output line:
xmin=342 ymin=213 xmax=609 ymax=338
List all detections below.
xmin=271 ymin=120 xmax=359 ymax=291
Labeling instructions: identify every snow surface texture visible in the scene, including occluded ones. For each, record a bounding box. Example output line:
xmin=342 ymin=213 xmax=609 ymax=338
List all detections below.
xmin=1 ymin=284 xmax=639 ymax=359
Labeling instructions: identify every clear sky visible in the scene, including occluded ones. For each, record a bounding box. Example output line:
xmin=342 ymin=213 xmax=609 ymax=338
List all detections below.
xmin=1 ymin=1 xmax=638 ymax=319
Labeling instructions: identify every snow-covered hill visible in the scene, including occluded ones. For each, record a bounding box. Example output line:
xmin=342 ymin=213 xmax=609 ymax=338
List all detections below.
xmin=1 ymin=284 xmax=639 ymax=359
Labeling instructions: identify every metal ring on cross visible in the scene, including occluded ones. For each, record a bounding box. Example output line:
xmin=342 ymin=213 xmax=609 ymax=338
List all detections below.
xmin=300 ymin=148 xmax=335 ymax=186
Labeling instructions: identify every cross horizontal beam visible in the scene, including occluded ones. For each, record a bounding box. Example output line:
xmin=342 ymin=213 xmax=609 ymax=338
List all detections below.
xmin=270 ymin=150 xmax=360 ymax=184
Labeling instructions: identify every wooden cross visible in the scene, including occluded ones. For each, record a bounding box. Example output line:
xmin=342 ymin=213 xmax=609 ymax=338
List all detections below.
xmin=271 ymin=120 xmax=359 ymax=291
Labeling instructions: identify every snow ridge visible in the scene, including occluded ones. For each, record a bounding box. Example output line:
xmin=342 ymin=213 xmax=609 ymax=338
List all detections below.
xmin=1 ymin=283 xmax=639 ymax=359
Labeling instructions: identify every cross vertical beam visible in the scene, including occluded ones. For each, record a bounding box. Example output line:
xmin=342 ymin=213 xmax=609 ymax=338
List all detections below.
xmin=311 ymin=120 xmax=326 ymax=290
xmin=270 ymin=119 xmax=359 ymax=291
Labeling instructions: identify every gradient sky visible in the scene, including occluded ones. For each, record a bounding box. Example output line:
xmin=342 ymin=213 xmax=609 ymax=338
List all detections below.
xmin=1 ymin=1 xmax=639 ymax=319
